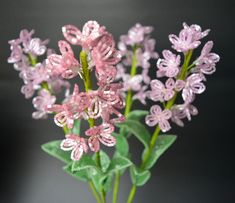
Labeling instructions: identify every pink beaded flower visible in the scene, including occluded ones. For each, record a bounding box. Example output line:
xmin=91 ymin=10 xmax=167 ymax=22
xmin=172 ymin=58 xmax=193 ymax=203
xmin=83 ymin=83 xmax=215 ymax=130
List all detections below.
xmin=169 ymin=23 xmax=210 ymax=53
xmin=47 ymin=40 xmax=81 ymax=79
xmin=145 ymin=105 xmax=172 ymax=132
xmin=149 ymin=78 xmax=175 ymax=102
xmin=157 ymin=50 xmax=181 ymax=78
xmin=62 ymin=21 xmax=106 ymax=50
xmin=60 ymin=134 xmax=88 ymax=161
xmin=171 ymin=102 xmax=198 ymax=127
xmin=32 ymin=89 xmax=56 ymax=119
xmin=194 ymin=41 xmax=220 ymax=75
xmin=47 ymin=85 xmax=90 ymax=128
xmin=182 ymin=73 xmax=205 ymax=102
xmin=85 ymin=123 xmax=115 ymax=152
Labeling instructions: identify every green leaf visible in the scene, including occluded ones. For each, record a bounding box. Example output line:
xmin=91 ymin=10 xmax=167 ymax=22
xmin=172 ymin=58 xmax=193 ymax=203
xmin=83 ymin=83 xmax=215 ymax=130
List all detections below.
xmin=72 ymin=119 xmax=81 ymax=134
xmin=117 ymin=120 xmax=151 ymax=149
xmin=127 ymin=110 xmax=149 ymax=121
xmin=112 ymin=132 xmax=129 ymax=157
xmin=143 ymin=135 xmax=177 ymax=170
xmin=92 ymin=150 xmax=111 ymax=172
xmin=130 ymin=166 xmax=151 ymax=186
xmin=103 ymin=174 xmax=114 ymax=193
xmin=108 ymin=155 xmax=132 ymax=174
xmin=72 ymin=154 xmax=100 ymax=175
xmin=63 ymin=163 xmax=89 ymax=182
xmin=41 ymin=140 xmax=71 ymax=164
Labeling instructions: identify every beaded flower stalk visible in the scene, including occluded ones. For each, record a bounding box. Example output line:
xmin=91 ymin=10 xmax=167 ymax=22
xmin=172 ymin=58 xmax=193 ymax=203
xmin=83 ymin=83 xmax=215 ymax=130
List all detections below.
xmin=8 ymin=21 xmax=219 ymax=203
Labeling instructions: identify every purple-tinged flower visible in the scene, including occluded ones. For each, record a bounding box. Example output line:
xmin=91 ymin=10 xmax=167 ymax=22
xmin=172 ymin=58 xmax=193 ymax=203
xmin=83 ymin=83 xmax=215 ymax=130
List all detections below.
xmin=171 ymin=102 xmax=198 ymax=127
xmin=23 ymin=38 xmax=48 ymax=56
xmin=47 ymin=40 xmax=81 ymax=79
xmin=149 ymin=78 xmax=175 ymax=102
xmin=169 ymin=23 xmax=210 ymax=52
xmin=62 ymin=21 xmax=106 ymax=50
xmin=21 ymin=83 xmax=35 ymax=99
xmin=194 ymin=41 xmax=220 ymax=75
xmin=85 ymin=123 xmax=115 ymax=152
xmin=20 ymin=63 xmax=49 ymax=86
xmin=8 ymin=44 xmax=23 ymax=63
xmin=182 ymin=73 xmax=205 ymax=102
xmin=157 ymin=50 xmax=181 ymax=78
xmin=145 ymin=105 xmax=172 ymax=132
xmin=122 ymin=74 xmax=143 ymax=91
xmin=61 ymin=134 xmax=88 ymax=161
xmin=119 ymin=23 xmax=153 ymax=46
xmin=32 ymin=89 xmax=56 ymax=119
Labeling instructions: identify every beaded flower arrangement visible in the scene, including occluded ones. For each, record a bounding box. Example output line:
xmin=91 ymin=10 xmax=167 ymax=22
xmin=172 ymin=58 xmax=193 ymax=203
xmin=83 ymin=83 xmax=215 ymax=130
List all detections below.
xmin=8 ymin=21 xmax=219 ymax=203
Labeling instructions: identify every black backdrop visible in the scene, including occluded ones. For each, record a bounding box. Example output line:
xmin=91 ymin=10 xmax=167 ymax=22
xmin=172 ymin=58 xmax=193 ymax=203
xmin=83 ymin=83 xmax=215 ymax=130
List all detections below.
xmin=0 ymin=0 xmax=235 ymax=203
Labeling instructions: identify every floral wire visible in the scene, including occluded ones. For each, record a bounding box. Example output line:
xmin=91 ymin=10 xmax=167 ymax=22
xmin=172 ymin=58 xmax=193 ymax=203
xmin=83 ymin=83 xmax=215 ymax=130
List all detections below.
xmin=80 ymin=50 xmax=106 ymax=203
xmin=127 ymin=50 xmax=193 ymax=203
xmin=113 ymin=45 xmax=138 ymax=203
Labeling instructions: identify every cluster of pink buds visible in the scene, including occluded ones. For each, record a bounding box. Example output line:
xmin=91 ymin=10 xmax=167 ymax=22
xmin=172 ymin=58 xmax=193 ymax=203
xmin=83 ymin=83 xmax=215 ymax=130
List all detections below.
xmin=116 ymin=23 xmax=159 ymax=105
xmin=146 ymin=23 xmax=220 ymax=132
xmin=8 ymin=29 xmax=70 ymax=119
xmin=45 ymin=21 xmax=124 ymax=160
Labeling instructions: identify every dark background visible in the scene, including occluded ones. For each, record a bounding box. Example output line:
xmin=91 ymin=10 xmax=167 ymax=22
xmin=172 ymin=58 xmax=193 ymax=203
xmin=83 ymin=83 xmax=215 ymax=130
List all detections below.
xmin=0 ymin=0 xmax=235 ymax=202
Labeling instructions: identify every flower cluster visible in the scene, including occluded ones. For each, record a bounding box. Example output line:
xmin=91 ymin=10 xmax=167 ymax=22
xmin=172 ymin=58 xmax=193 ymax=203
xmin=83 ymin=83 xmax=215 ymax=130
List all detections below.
xmin=116 ymin=23 xmax=159 ymax=105
xmin=146 ymin=23 xmax=220 ymax=132
xmin=8 ymin=29 xmax=70 ymax=119
xmin=45 ymin=21 xmax=124 ymax=160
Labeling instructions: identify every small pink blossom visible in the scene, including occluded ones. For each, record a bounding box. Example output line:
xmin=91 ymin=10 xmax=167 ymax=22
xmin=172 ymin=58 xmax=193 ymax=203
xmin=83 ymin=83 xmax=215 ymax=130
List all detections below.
xmin=23 ymin=38 xmax=48 ymax=56
xmin=169 ymin=23 xmax=210 ymax=52
xmin=21 ymin=83 xmax=35 ymax=99
xmin=32 ymin=89 xmax=56 ymax=119
xmin=145 ymin=105 xmax=172 ymax=132
xmin=122 ymin=74 xmax=143 ymax=91
xmin=120 ymin=23 xmax=153 ymax=46
xmin=149 ymin=78 xmax=175 ymax=102
xmin=182 ymin=73 xmax=205 ymax=102
xmin=85 ymin=123 xmax=115 ymax=152
xmin=171 ymin=102 xmax=198 ymax=127
xmin=47 ymin=40 xmax=80 ymax=79
xmin=92 ymin=33 xmax=121 ymax=71
xmin=194 ymin=41 xmax=220 ymax=75
xmin=47 ymin=85 xmax=90 ymax=128
xmin=157 ymin=50 xmax=181 ymax=78
xmin=61 ymin=134 xmax=88 ymax=161
xmin=62 ymin=21 xmax=106 ymax=50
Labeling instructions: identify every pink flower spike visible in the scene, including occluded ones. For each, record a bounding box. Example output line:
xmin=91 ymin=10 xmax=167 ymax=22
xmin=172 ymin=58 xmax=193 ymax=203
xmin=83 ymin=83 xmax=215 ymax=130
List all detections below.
xmin=157 ymin=50 xmax=180 ymax=78
xmin=60 ymin=134 xmax=88 ymax=161
xmin=85 ymin=123 xmax=115 ymax=152
xmin=145 ymin=105 xmax=172 ymax=132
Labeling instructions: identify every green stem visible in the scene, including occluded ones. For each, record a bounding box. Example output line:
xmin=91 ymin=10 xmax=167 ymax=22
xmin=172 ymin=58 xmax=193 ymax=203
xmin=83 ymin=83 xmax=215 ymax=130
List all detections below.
xmin=113 ymin=46 xmax=138 ymax=203
xmin=80 ymin=50 xmax=106 ymax=203
xmin=112 ymin=171 xmax=120 ymax=203
xmin=126 ymin=50 xmax=193 ymax=203
xmin=88 ymin=181 xmax=102 ymax=203
xmin=28 ymin=54 xmax=37 ymax=66
xmin=127 ymin=185 xmax=137 ymax=203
